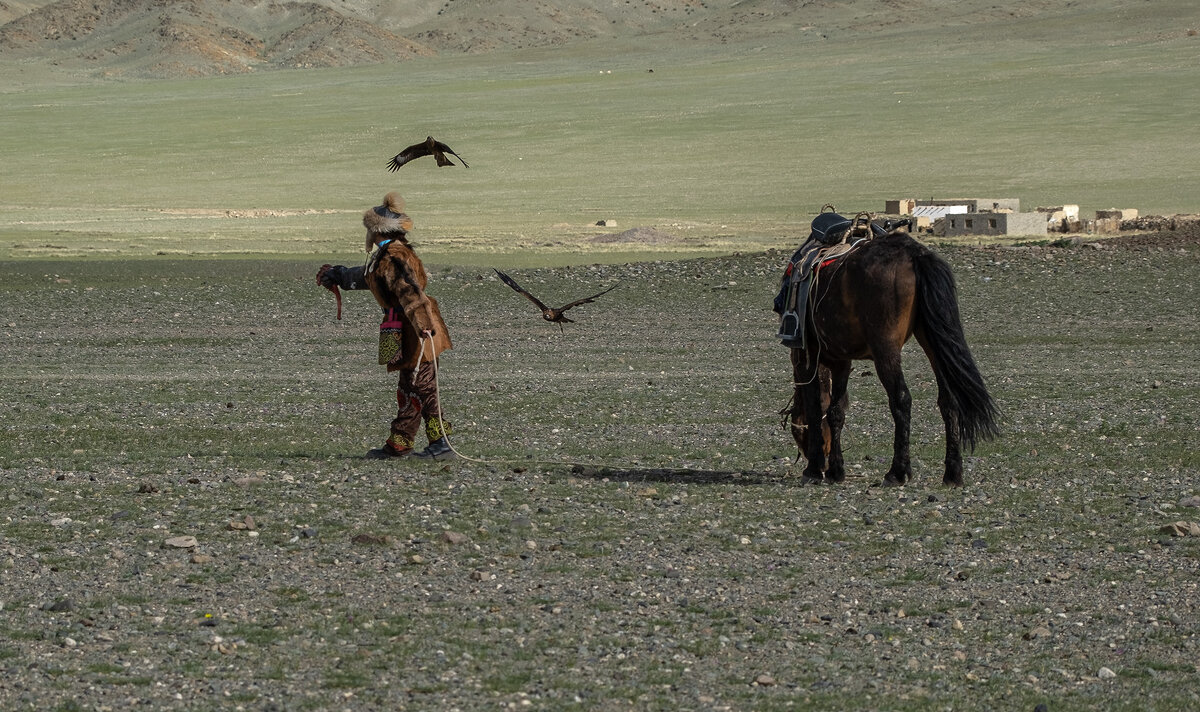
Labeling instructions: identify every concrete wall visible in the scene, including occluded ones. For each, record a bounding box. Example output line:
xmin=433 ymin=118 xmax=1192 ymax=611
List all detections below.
xmin=916 ymin=198 xmax=1021 ymax=213
xmin=1095 ymin=208 xmax=1138 ymax=221
xmin=944 ymin=211 xmax=1047 ymax=236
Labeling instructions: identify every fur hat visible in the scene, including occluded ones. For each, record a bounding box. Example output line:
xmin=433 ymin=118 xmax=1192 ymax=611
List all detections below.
xmin=364 ymin=192 xmax=413 ymax=250
xmin=382 ymin=191 xmax=404 ymax=214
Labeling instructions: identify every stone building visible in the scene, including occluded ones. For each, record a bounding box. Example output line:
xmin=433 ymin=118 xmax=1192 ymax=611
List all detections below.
xmin=944 ymin=211 xmax=1047 ymax=237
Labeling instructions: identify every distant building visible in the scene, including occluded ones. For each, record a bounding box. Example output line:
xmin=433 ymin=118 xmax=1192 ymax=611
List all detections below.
xmin=885 ymin=199 xmax=917 ymax=215
xmin=910 ymin=204 xmax=967 ymax=232
xmin=917 ymin=198 xmax=1021 ymax=213
xmin=886 ymin=198 xmax=1021 ymax=214
xmin=944 ymin=212 xmax=1047 ymax=237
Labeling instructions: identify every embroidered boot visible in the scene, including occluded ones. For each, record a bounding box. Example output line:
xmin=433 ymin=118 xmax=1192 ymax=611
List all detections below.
xmin=366 ymin=434 xmax=415 ymax=459
xmin=414 ymin=437 xmax=457 ymax=461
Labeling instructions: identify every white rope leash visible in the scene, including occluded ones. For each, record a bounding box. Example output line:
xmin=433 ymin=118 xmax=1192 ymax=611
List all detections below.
xmin=420 ymin=333 xmax=489 ymax=464
xmin=420 ymin=335 xmax=767 ymax=476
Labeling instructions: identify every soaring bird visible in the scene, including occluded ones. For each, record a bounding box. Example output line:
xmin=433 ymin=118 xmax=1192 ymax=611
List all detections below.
xmin=387 ymin=136 xmax=468 ymax=171
xmin=494 ymin=269 xmax=616 ymax=332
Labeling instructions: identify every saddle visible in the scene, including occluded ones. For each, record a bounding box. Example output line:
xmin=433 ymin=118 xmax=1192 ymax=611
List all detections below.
xmin=775 ymin=208 xmax=906 ymax=349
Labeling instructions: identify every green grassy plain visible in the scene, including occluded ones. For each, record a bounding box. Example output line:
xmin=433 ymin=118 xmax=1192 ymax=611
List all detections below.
xmin=2 ymin=7 xmax=1199 ymax=262
xmin=2 ymin=5 xmax=1200 ymax=708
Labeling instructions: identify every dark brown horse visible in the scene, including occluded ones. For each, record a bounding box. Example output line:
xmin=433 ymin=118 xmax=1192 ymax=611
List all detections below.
xmin=787 ymin=230 xmax=998 ymax=487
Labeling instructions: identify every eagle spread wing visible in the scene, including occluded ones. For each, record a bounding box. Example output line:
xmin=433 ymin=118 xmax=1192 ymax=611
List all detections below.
xmin=387 ymin=136 xmax=469 ymax=172
xmin=557 ymin=284 xmax=617 ymax=312
xmin=494 ymin=269 xmax=550 ymax=312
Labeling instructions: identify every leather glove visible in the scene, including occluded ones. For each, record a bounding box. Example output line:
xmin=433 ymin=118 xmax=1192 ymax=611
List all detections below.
xmin=316 ymin=264 xmax=343 ymax=320
xmin=316 ymin=264 xmax=344 ymax=288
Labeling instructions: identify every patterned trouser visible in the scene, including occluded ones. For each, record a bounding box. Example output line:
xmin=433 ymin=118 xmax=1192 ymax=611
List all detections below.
xmin=385 ymin=361 xmax=451 ymax=451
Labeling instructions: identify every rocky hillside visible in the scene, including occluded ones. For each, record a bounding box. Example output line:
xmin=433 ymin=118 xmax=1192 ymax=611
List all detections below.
xmin=0 ymin=0 xmax=436 ymax=77
xmin=0 ymin=0 xmax=1193 ymax=79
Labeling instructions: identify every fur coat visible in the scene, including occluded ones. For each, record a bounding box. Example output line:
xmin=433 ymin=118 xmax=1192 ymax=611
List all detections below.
xmin=363 ymin=205 xmax=452 ymax=372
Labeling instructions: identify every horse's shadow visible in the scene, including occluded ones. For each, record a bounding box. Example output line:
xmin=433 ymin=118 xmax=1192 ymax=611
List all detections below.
xmin=568 ymin=464 xmax=776 ymax=486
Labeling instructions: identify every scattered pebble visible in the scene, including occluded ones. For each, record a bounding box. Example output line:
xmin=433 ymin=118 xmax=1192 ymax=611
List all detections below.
xmin=1160 ymin=521 xmax=1200 ymax=537
xmin=442 ymin=530 xmax=469 ymax=545
xmin=164 ymin=536 xmax=198 ymax=549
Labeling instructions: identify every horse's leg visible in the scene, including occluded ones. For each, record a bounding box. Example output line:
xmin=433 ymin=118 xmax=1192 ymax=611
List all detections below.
xmin=916 ymin=332 xmax=964 ymax=487
xmin=799 ymin=353 xmax=828 ymax=485
xmin=873 ymin=349 xmax=913 ymax=486
xmin=823 ymin=361 xmax=852 ymax=483
xmin=788 ymin=349 xmax=809 ymax=452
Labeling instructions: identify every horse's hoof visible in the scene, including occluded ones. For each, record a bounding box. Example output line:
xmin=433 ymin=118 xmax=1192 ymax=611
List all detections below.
xmin=881 ymin=475 xmax=905 ymax=487
xmin=942 ymin=477 xmax=964 ymax=488
xmin=801 ymin=475 xmax=824 ymax=486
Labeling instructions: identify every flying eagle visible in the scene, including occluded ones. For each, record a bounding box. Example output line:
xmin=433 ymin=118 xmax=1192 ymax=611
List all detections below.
xmin=494 ymin=269 xmax=616 ymax=332
xmin=387 ymin=136 xmax=469 ymax=171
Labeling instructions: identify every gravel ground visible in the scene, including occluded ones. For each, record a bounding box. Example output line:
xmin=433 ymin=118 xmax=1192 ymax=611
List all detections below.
xmin=0 ymin=230 xmax=1197 ymax=711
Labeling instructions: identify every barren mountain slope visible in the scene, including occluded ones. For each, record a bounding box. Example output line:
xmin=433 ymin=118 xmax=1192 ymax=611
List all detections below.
xmin=1 ymin=0 xmax=1196 ymax=78
xmin=0 ymin=0 xmax=436 ymax=77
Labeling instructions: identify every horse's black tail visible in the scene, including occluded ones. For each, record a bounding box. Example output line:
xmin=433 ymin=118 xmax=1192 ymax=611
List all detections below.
xmin=911 ymin=245 xmax=1000 ymax=450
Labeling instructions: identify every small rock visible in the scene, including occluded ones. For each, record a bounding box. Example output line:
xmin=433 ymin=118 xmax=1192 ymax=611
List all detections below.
xmin=42 ymin=598 xmax=73 ymax=612
xmin=1159 ymin=521 xmax=1200 ymax=537
xmin=298 ymin=527 xmax=318 ymax=539
xmin=190 ymin=554 xmax=214 ymax=565
xmin=1098 ymin=666 xmax=1117 ymax=679
xmin=754 ymin=674 xmax=776 ymax=686
xmin=226 ymin=515 xmax=257 ymax=531
xmin=164 ymin=536 xmax=198 ymax=549
xmin=441 ymin=531 xmax=469 ymax=545
xmin=1179 ymin=496 xmax=1200 ymax=508
xmin=137 ymin=483 xmax=158 ymax=494
xmin=1024 ymin=626 xmax=1052 ymax=640
xmin=50 ymin=517 xmax=72 ymax=527
xmin=471 ymin=570 xmax=494 ymax=582
xmin=350 ymin=533 xmax=389 ymax=546
xmin=409 ymin=554 xmax=425 ymax=565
